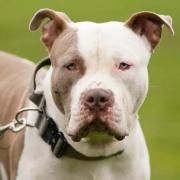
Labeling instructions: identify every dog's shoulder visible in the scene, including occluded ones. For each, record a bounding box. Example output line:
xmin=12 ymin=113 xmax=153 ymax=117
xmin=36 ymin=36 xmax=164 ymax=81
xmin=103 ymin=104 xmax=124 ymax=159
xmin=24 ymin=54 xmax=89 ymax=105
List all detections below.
xmin=0 ymin=51 xmax=35 ymax=123
xmin=0 ymin=52 xmax=35 ymax=180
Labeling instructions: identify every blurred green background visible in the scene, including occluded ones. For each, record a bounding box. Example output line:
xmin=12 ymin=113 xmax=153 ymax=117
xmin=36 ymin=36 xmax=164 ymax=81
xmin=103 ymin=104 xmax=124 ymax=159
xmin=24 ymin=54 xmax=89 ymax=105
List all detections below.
xmin=0 ymin=0 xmax=179 ymax=179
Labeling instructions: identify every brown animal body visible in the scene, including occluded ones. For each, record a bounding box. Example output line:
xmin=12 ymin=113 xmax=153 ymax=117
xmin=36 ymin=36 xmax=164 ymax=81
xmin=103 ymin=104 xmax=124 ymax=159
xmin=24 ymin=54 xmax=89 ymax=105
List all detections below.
xmin=0 ymin=52 xmax=34 ymax=180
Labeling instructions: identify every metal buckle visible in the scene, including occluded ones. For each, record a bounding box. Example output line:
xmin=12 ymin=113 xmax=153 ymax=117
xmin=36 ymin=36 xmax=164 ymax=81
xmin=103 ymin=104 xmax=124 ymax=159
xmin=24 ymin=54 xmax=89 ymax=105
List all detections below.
xmin=36 ymin=114 xmax=67 ymax=158
xmin=0 ymin=119 xmax=26 ymax=138
xmin=11 ymin=118 xmax=27 ymax=132
xmin=51 ymin=132 xmax=67 ymax=158
xmin=0 ymin=107 xmax=41 ymax=138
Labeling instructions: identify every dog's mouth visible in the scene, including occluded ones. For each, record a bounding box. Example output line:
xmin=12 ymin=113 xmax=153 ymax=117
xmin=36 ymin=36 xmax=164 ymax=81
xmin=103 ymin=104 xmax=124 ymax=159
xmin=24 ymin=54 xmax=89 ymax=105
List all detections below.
xmin=67 ymin=116 xmax=129 ymax=142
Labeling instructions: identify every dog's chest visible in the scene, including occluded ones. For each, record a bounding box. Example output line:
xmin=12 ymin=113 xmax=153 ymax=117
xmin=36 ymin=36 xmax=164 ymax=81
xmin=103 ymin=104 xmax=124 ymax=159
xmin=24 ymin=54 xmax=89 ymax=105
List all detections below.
xmin=17 ymin=129 xmax=141 ymax=180
xmin=18 ymin=150 xmax=133 ymax=180
xmin=17 ymin=110 xmax=149 ymax=180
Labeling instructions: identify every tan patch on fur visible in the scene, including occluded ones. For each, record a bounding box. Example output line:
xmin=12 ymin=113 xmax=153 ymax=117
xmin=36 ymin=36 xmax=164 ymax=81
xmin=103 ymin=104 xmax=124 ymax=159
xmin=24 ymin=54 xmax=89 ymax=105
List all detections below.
xmin=126 ymin=11 xmax=174 ymax=49
xmin=0 ymin=52 xmax=35 ymax=180
xmin=50 ymin=28 xmax=85 ymax=114
xmin=41 ymin=20 xmax=62 ymax=51
xmin=30 ymin=9 xmax=73 ymax=51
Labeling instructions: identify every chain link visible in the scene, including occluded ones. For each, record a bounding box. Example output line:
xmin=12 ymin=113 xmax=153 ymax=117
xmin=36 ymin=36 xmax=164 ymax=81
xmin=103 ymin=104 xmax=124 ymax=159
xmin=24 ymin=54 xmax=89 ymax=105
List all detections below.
xmin=0 ymin=107 xmax=42 ymax=138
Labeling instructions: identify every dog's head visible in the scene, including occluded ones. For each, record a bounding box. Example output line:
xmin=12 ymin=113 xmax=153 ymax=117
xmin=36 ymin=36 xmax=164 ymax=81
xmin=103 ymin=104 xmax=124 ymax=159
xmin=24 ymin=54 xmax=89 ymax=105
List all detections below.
xmin=30 ymin=9 xmax=174 ymax=142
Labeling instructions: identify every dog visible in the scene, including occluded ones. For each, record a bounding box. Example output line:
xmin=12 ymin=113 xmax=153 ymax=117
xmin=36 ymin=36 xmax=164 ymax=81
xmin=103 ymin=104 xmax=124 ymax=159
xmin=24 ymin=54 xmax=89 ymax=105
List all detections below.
xmin=0 ymin=9 xmax=174 ymax=180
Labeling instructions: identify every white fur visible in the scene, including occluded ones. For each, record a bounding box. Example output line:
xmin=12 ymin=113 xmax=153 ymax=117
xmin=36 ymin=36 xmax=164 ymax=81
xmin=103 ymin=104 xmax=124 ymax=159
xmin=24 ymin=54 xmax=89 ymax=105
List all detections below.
xmin=17 ymin=100 xmax=150 ymax=180
xmin=17 ymin=21 xmax=151 ymax=180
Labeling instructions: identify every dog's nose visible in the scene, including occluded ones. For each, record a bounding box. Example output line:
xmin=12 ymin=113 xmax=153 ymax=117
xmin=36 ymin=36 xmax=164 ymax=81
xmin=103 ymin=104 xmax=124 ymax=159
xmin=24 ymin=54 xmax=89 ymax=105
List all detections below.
xmin=84 ymin=88 xmax=114 ymax=110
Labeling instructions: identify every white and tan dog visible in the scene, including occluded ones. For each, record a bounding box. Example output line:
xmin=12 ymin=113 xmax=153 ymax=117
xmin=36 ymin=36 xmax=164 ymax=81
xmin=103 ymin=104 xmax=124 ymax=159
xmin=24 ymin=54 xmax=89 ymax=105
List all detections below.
xmin=0 ymin=9 xmax=174 ymax=180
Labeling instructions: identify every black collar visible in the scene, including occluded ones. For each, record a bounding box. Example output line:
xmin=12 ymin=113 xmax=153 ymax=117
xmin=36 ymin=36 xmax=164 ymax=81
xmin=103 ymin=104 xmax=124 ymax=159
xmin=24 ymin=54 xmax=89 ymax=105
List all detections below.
xmin=28 ymin=57 xmax=124 ymax=160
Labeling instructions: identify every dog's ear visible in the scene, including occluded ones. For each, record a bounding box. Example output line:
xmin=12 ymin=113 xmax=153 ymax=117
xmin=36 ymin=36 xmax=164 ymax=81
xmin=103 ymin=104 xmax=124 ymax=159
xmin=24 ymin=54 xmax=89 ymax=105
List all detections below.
xmin=29 ymin=8 xmax=72 ymax=51
xmin=125 ymin=11 xmax=174 ymax=50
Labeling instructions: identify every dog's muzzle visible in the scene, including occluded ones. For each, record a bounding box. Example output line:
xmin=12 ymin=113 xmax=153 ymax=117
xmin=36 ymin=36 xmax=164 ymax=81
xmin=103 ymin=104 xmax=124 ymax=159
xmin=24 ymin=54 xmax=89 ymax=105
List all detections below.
xmin=67 ymin=88 xmax=128 ymax=142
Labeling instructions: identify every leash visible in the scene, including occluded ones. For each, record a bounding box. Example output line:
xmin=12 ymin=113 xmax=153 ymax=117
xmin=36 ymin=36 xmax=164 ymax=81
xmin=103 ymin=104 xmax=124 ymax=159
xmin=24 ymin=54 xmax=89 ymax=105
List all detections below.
xmin=0 ymin=57 xmax=124 ymax=160
xmin=0 ymin=108 xmax=36 ymax=137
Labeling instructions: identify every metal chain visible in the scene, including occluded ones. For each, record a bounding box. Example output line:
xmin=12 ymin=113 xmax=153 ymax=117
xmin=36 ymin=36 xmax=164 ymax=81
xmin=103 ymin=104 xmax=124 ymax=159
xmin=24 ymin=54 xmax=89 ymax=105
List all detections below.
xmin=0 ymin=107 xmax=42 ymax=138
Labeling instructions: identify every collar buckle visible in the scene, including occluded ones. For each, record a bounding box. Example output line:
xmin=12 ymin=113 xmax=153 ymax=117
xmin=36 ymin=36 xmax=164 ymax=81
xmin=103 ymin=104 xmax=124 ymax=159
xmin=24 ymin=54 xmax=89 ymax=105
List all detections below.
xmin=51 ymin=131 xmax=67 ymax=158
xmin=35 ymin=110 xmax=67 ymax=158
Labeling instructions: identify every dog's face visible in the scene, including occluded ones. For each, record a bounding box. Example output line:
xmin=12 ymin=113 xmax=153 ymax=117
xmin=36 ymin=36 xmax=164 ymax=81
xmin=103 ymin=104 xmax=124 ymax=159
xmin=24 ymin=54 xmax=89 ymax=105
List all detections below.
xmin=49 ymin=22 xmax=151 ymax=142
xmin=30 ymin=9 xmax=174 ymax=142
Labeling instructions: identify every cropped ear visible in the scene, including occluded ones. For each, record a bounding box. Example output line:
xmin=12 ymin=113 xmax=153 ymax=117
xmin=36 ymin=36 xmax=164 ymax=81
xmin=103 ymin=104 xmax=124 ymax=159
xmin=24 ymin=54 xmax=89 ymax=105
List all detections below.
xmin=29 ymin=8 xmax=72 ymax=51
xmin=125 ymin=11 xmax=174 ymax=50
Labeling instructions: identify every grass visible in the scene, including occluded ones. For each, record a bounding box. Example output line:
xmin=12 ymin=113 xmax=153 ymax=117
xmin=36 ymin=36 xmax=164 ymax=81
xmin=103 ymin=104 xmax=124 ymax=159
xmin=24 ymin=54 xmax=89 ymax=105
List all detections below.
xmin=0 ymin=0 xmax=180 ymax=179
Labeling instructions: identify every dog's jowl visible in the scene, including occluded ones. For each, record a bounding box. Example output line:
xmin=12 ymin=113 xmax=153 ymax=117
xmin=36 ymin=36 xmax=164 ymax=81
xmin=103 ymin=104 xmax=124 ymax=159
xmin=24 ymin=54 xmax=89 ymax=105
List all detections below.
xmin=0 ymin=9 xmax=174 ymax=180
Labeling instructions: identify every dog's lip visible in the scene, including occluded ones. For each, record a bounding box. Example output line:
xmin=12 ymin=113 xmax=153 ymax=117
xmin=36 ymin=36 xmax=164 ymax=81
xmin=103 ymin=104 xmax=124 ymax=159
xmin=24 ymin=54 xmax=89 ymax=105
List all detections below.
xmin=67 ymin=119 xmax=128 ymax=142
xmin=67 ymin=123 xmax=90 ymax=142
xmin=68 ymin=131 xmax=126 ymax=142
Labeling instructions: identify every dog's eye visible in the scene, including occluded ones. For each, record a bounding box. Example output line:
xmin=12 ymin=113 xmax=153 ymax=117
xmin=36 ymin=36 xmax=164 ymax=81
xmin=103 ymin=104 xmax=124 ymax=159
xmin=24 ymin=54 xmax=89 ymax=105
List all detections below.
xmin=65 ymin=63 xmax=77 ymax=71
xmin=118 ymin=62 xmax=131 ymax=70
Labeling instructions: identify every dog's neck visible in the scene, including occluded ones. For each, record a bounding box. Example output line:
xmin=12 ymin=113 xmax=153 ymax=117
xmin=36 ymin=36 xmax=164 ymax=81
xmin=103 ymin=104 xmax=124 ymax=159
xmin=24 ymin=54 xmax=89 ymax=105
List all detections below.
xmin=36 ymin=67 xmax=138 ymax=157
